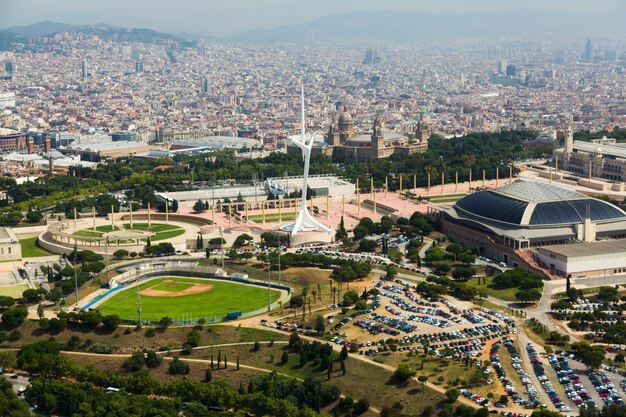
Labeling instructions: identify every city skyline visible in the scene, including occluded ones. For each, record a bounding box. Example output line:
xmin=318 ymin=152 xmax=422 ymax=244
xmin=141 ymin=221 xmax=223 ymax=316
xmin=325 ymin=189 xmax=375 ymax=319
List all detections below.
xmin=1 ymin=0 xmax=625 ymax=37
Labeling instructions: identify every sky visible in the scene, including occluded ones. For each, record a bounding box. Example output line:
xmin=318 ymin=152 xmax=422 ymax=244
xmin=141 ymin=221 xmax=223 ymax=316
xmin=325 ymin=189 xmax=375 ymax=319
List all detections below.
xmin=1 ymin=0 xmax=625 ymax=37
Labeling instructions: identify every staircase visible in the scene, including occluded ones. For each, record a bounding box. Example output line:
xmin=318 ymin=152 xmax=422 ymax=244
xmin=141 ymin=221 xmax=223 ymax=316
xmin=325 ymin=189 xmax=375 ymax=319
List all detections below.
xmin=515 ymin=248 xmax=560 ymax=280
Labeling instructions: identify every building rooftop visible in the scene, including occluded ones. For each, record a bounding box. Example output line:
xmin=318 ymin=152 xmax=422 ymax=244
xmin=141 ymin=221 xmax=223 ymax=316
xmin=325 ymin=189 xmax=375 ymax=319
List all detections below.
xmin=538 ymin=240 xmax=626 ymax=258
xmin=453 ymin=181 xmax=626 ymax=227
xmin=495 ymin=181 xmax=581 ymax=202
xmin=573 ymin=140 xmax=626 ymax=160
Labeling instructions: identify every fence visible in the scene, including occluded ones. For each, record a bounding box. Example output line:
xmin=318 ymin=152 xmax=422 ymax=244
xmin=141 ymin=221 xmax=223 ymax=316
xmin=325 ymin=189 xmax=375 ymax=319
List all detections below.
xmin=82 ymin=261 xmax=291 ymax=326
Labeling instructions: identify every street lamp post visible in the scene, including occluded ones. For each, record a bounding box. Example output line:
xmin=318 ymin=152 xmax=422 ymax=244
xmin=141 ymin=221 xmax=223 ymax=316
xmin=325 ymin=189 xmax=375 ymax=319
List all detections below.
xmin=136 ymin=266 xmax=142 ymax=326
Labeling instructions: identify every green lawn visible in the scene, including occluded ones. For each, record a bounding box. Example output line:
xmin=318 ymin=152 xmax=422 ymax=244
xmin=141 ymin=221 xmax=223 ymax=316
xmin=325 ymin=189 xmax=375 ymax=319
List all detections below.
xmin=0 ymin=283 xmax=30 ymax=298
xmin=464 ymin=276 xmax=518 ymax=301
xmin=123 ymin=223 xmax=179 ymax=232
xmin=247 ymin=212 xmax=298 ymax=223
xmin=150 ymin=229 xmax=185 ymax=241
xmin=425 ymin=193 xmax=467 ymax=203
xmin=74 ymin=230 xmax=103 ymax=237
xmin=97 ymin=277 xmax=282 ymax=322
xmin=19 ymin=237 xmax=54 ymax=258
xmin=96 ymin=225 xmax=119 ymax=232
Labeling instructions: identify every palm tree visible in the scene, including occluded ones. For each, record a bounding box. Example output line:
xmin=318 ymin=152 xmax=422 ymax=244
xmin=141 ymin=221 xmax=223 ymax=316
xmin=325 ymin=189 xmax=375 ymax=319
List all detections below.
xmin=317 ymin=283 xmax=322 ymax=301
xmin=311 ymin=289 xmax=317 ymax=303
xmin=332 ymin=287 xmax=337 ymax=306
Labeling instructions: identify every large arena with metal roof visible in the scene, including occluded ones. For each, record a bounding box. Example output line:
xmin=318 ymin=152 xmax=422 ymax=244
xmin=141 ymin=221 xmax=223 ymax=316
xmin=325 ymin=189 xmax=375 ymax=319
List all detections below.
xmin=433 ymin=181 xmax=626 ymax=275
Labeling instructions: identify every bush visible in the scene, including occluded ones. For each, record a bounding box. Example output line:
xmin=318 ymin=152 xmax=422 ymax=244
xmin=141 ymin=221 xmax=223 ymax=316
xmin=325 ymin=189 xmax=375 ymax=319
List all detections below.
xmin=124 ymin=352 xmax=145 ymax=372
xmin=145 ymin=351 xmax=162 ymax=368
xmin=445 ymin=388 xmax=460 ymax=402
xmin=48 ymin=317 xmax=67 ymax=333
xmin=113 ymin=249 xmax=129 ymax=259
xmin=102 ymin=314 xmax=121 ymax=331
xmin=181 ymin=343 xmax=193 ymax=355
xmin=354 ymin=398 xmax=370 ymax=415
xmin=393 ymin=364 xmax=416 ymax=382
xmin=168 ymin=357 xmax=190 ymax=375
xmin=1 ymin=307 xmax=28 ymax=329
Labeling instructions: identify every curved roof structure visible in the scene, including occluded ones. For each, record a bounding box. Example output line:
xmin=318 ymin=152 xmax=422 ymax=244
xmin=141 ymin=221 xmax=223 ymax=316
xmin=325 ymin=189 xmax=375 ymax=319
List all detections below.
xmin=346 ymin=131 xmax=407 ymax=144
xmin=454 ymin=181 xmax=626 ymax=227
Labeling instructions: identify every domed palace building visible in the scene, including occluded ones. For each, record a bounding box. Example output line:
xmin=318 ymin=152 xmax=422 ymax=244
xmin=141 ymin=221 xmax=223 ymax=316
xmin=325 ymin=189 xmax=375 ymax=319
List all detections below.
xmin=287 ymin=107 xmax=429 ymax=162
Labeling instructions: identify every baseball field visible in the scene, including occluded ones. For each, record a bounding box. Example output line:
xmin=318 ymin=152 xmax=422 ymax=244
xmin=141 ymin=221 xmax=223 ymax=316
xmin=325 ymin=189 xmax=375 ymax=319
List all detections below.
xmin=96 ymin=276 xmax=282 ymax=322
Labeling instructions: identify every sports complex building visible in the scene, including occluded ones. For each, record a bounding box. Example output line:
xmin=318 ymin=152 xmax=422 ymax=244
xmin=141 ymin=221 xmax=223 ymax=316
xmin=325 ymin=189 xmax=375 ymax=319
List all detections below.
xmin=434 ymin=181 xmax=626 ymax=278
xmin=156 ymin=175 xmax=355 ymax=211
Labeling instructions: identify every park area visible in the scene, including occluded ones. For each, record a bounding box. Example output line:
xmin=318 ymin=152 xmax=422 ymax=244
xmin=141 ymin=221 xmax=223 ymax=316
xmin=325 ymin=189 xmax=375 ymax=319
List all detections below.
xmin=73 ymin=223 xmax=185 ymax=241
xmin=19 ymin=236 xmax=53 ymax=258
xmin=96 ymin=276 xmax=282 ymax=322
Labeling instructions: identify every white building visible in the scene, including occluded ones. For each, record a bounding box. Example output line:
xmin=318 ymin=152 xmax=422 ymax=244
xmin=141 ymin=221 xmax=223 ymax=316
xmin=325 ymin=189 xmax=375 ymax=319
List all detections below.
xmin=0 ymin=92 xmax=16 ymax=109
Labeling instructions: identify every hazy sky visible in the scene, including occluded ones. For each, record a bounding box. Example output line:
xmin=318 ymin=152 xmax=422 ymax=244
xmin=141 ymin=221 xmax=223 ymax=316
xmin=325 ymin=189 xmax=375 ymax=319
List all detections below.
xmin=1 ymin=0 xmax=624 ymax=36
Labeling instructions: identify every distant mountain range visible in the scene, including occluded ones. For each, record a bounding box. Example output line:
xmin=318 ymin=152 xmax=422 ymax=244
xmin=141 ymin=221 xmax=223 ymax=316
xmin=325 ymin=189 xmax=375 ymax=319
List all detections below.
xmin=223 ymin=9 xmax=626 ymax=44
xmin=1 ymin=20 xmax=196 ymax=48
xmin=1 ymin=9 xmax=624 ymax=49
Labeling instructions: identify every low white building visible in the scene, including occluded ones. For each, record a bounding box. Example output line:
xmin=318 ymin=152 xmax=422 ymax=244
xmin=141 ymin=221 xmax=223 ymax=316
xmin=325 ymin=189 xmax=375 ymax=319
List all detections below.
xmin=0 ymin=227 xmax=21 ymax=261
xmin=537 ymin=240 xmax=626 ymax=279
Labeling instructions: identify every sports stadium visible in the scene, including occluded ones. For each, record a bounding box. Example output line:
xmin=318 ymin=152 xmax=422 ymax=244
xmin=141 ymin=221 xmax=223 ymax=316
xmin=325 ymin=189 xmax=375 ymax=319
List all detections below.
xmin=435 ymin=181 xmax=626 ymax=277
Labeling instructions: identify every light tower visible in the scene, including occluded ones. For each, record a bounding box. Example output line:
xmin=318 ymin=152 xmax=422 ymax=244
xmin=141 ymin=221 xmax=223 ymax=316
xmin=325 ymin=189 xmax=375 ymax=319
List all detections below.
xmin=280 ymin=84 xmax=331 ymax=237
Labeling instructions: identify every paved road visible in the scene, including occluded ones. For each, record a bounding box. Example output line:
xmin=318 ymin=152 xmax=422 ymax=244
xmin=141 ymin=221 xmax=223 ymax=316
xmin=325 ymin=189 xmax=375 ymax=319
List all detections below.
xmin=516 ymin=329 xmax=555 ymax=410
xmin=0 ymin=373 xmax=30 ymax=395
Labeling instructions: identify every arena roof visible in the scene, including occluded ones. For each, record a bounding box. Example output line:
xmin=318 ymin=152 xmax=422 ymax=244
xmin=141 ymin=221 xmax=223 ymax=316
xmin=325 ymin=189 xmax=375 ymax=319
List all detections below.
xmin=454 ymin=181 xmax=626 ymax=227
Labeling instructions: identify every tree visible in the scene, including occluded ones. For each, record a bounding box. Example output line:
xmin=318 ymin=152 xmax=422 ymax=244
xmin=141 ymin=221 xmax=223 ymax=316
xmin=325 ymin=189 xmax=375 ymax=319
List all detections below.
xmin=336 ymin=216 xmax=348 ymax=240
xmin=37 ymin=303 xmax=44 ymax=319
xmin=1 ymin=307 xmax=28 ymax=329
xmin=171 ymin=199 xmax=179 ymax=213
xmin=417 ymin=374 xmax=429 ymax=390
xmin=385 ymin=264 xmax=398 ymax=280
xmin=193 ymin=199 xmax=206 ymax=213
xmin=0 ymin=296 xmax=14 ymax=308
xmin=280 ymin=351 xmax=289 ymax=365
xmin=445 ymin=388 xmax=460 ymax=402
xmin=113 ymin=249 xmax=129 ymax=259
xmin=314 ymin=315 xmax=325 ymax=335
xmin=253 ymin=341 xmax=261 ymax=351
xmin=102 ymin=314 xmax=121 ymax=331
xmin=168 ymin=357 xmax=190 ymax=375
xmin=516 ymin=288 xmax=542 ymax=304
xmin=22 ymin=288 xmax=40 ymax=304
xmin=145 ymin=351 xmax=162 ymax=368
xmin=393 ymin=364 xmax=416 ymax=382
xmin=233 ymin=233 xmax=253 ymax=247
xmin=204 ymin=368 xmax=212 ymax=382
xmin=342 ymin=290 xmax=360 ymax=306
xmin=26 ymin=210 xmax=43 ymax=223
xmin=571 ymin=341 xmax=606 ymax=369
xmin=124 ymin=352 xmax=145 ymax=372
xmin=353 ymin=224 xmax=369 ymax=240
xmin=159 ymin=316 xmax=173 ymax=329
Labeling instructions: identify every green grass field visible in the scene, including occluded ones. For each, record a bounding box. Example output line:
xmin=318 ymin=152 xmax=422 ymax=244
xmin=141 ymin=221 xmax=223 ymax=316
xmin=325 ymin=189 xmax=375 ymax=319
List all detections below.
xmin=19 ymin=237 xmax=54 ymax=258
xmin=97 ymin=277 xmax=282 ymax=322
xmin=246 ymin=212 xmax=298 ymax=223
xmin=0 ymin=283 xmax=30 ymax=298
xmin=425 ymin=193 xmax=467 ymax=203
xmin=74 ymin=230 xmax=104 ymax=237
xmin=464 ymin=276 xmax=518 ymax=301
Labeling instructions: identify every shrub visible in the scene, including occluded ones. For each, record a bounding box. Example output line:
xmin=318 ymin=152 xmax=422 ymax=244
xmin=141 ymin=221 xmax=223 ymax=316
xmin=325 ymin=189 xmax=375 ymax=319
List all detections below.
xmin=168 ymin=357 xmax=190 ymax=375
xmin=124 ymin=352 xmax=145 ymax=372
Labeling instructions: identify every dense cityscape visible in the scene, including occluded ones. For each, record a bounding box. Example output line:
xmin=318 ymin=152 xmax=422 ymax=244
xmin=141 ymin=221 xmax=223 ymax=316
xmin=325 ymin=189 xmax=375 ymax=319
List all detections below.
xmin=0 ymin=2 xmax=626 ymax=417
